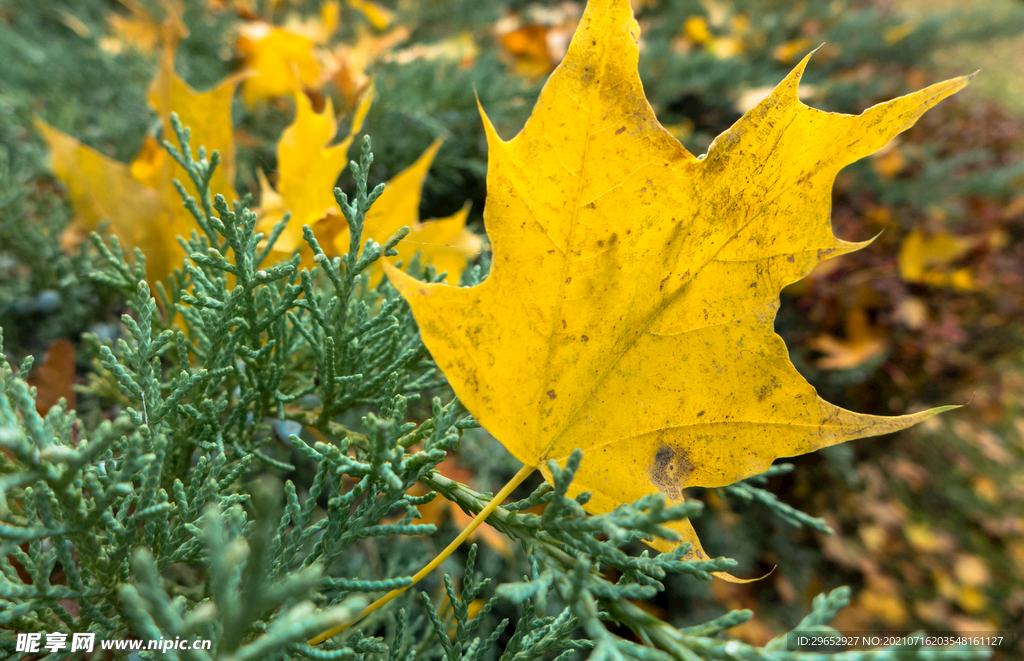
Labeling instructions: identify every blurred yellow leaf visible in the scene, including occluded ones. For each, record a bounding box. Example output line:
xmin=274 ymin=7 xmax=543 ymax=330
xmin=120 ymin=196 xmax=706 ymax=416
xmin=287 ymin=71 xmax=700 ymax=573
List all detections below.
xmin=898 ymin=228 xmax=980 ymax=290
xmin=237 ymin=1 xmax=340 ymax=105
xmin=683 ymin=16 xmax=711 ymax=44
xmin=857 ymin=576 xmax=908 ymax=627
xmin=330 ymin=24 xmax=411 ymax=106
xmin=102 ymin=0 xmax=163 ymax=54
xmin=348 ymin=0 xmax=393 ymax=31
xmin=954 ymin=585 xmax=988 ymax=614
xmin=39 ymin=20 xmax=241 ymax=286
xmin=871 ymin=140 xmax=907 ymax=178
xmin=884 ymin=21 xmax=916 ymax=45
xmin=954 ymin=554 xmax=991 ymax=587
xmin=808 ymin=307 xmax=887 ymax=370
xmin=772 ymin=38 xmax=812 ymax=64
xmin=35 ymin=119 xmax=167 ymax=271
xmin=257 ymin=85 xmax=373 ymax=258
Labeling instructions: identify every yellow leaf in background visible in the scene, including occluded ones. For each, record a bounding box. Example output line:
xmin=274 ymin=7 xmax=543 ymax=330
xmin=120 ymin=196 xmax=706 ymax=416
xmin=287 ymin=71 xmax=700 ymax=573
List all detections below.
xmin=129 ymin=135 xmax=167 ymax=189
xmin=39 ymin=12 xmax=240 ymax=286
xmin=148 ymin=32 xmax=242 ymax=275
xmin=102 ymin=0 xmax=164 ymax=55
xmin=384 ymin=0 xmax=966 ymax=573
xmin=898 ymin=228 xmax=980 ymax=290
xmin=35 ymin=119 xmax=168 ymax=273
xmin=238 ymin=25 xmax=323 ymax=104
xmin=334 ymin=139 xmax=481 ymax=286
xmin=871 ymin=138 xmax=906 ymax=178
xmin=905 ymin=522 xmax=941 ymax=553
xmin=884 ymin=21 xmax=916 ymax=45
xmin=709 ymin=36 xmax=743 ymax=58
xmin=330 ymin=25 xmax=411 ymax=106
xmin=857 ymin=576 xmax=909 ymax=627
xmin=808 ymin=307 xmax=887 ymax=370
xmin=237 ymin=1 xmax=340 ymax=105
xmin=499 ymin=24 xmax=555 ymax=79
xmin=347 ymin=0 xmax=393 ymax=31
xmin=381 ymin=31 xmax=477 ymax=68
xmin=257 ymin=85 xmax=373 ymax=256
xmin=953 ymin=554 xmax=991 ymax=587
xmin=772 ymin=38 xmax=812 ymax=64
xmin=683 ymin=16 xmax=711 ymax=44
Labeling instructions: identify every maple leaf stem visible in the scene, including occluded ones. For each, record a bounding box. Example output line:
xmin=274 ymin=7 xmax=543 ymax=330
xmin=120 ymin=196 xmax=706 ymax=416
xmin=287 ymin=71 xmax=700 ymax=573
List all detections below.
xmin=308 ymin=463 xmax=536 ymax=646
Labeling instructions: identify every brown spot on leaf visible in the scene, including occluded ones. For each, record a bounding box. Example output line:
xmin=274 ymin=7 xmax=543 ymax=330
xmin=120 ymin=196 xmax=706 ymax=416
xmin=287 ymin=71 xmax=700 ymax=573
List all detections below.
xmin=704 ymin=309 xmax=708 ymax=321
xmin=649 ymin=444 xmax=694 ymax=499
xmin=548 ymin=250 xmax=555 ymax=254
xmin=616 ymin=126 xmax=626 ymax=135
xmin=681 ymin=270 xmax=690 ymax=279
xmin=581 ymin=335 xmax=589 ymax=342
xmin=547 ymin=390 xmax=557 ymax=400
xmin=787 ymin=255 xmax=795 ymax=263
xmin=660 ymin=276 xmax=669 ymax=291
xmin=566 ymin=277 xmax=572 ymax=284
xmin=561 ymin=319 xmax=567 ymax=329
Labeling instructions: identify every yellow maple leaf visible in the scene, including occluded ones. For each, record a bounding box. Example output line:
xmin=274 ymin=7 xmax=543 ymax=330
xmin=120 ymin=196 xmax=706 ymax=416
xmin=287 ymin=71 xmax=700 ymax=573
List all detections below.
xmin=383 ymin=0 xmax=967 ymax=571
xmin=35 ymin=120 xmax=166 ymax=262
xmin=237 ymin=1 xmax=340 ymax=105
xmin=256 ymin=85 xmax=373 ymax=258
xmin=39 ymin=20 xmax=240 ymax=285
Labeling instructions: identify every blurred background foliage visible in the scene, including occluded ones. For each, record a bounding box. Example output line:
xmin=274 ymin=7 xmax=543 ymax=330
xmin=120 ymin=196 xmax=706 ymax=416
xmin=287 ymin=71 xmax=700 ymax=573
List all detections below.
xmin=1 ymin=0 xmax=1023 ymax=656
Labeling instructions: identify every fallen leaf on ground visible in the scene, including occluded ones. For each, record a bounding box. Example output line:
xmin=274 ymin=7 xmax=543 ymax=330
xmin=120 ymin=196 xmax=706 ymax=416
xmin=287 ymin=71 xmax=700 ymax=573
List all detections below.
xmin=898 ymin=227 xmax=982 ymax=290
xmin=27 ymin=339 xmax=77 ymax=416
xmin=808 ymin=307 xmax=888 ymax=370
xmin=385 ymin=0 xmax=966 ymax=571
xmin=39 ymin=15 xmax=240 ymax=285
xmin=347 ymin=0 xmax=393 ymax=31
xmin=101 ymin=0 xmax=165 ymax=55
xmin=256 ymin=85 xmax=373 ymax=260
xmin=329 ymin=25 xmax=411 ymax=106
xmin=237 ymin=1 xmax=340 ymax=105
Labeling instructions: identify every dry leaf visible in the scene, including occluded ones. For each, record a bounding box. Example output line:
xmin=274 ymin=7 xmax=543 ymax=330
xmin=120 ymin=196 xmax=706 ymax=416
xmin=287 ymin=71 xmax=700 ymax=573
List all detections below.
xmin=26 ymin=339 xmax=77 ymax=416
xmin=384 ymin=0 xmax=966 ymax=570
xmin=807 ymin=307 xmax=888 ymax=370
